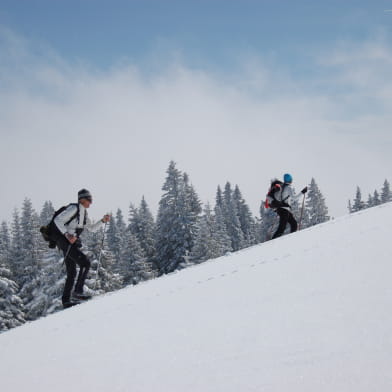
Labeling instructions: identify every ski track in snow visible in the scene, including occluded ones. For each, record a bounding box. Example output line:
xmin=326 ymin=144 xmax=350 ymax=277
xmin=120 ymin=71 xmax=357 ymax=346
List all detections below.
xmin=0 ymin=203 xmax=392 ymax=392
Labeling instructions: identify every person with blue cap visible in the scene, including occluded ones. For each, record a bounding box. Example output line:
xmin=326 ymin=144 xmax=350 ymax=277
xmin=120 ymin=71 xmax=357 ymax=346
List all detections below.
xmin=271 ymin=173 xmax=308 ymax=239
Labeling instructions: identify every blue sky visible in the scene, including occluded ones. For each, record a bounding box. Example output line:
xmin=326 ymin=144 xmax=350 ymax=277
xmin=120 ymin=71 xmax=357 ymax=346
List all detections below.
xmin=1 ymin=0 xmax=391 ymax=71
xmin=0 ymin=1 xmax=392 ymax=220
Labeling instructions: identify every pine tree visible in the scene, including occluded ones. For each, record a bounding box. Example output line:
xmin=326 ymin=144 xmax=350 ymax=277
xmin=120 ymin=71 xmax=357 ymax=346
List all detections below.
xmin=18 ymin=199 xmax=46 ymax=319
xmin=232 ymin=185 xmax=256 ymax=247
xmin=347 ymin=200 xmax=352 ymax=214
xmin=351 ymin=187 xmax=366 ymax=212
xmin=113 ymin=208 xmax=127 ymax=265
xmin=155 ymin=161 xmax=184 ymax=273
xmin=25 ymin=249 xmax=64 ymax=319
xmin=381 ymin=180 xmax=392 ymax=204
xmin=84 ymin=227 xmax=123 ymax=294
xmin=213 ymin=204 xmax=232 ymax=254
xmin=0 ymin=221 xmax=11 ymax=266
xmin=39 ymin=201 xmax=55 ymax=225
xmin=366 ymin=194 xmax=374 ymax=209
xmin=130 ymin=197 xmax=156 ymax=261
xmin=190 ymin=204 xmax=223 ymax=263
xmin=259 ymin=202 xmax=278 ymax=242
xmin=0 ymin=221 xmax=24 ymax=330
xmin=373 ymin=190 xmax=381 ymax=206
xmin=305 ymin=179 xmax=330 ymax=226
xmin=156 ymin=161 xmax=198 ymax=274
xmin=9 ymin=209 xmax=24 ymax=281
xmin=222 ymin=182 xmax=244 ymax=251
xmin=183 ymin=173 xmax=202 ymax=253
xmin=216 ymin=185 xmax=224 ymax=210
xmin=0 ymin=264 xmax=25 ymax=331
xmin=120 ymin=230 xmax=152 ymax=285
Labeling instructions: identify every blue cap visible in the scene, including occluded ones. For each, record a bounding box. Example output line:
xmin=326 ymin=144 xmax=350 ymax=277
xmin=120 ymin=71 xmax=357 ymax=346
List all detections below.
xmin=284 ymin=173 xmax=293 ymax=183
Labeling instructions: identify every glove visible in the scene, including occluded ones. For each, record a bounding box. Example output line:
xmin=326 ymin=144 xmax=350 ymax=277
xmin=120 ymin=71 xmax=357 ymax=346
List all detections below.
xmin=301 ymin=187 xmax=308 ymax=194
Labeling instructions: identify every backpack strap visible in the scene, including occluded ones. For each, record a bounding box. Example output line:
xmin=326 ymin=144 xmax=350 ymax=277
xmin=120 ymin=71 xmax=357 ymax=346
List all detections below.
xmin=64 ymin=203 xmax=80 ymax=226
xmin=281 ymin=184 xmax=290 ymax=202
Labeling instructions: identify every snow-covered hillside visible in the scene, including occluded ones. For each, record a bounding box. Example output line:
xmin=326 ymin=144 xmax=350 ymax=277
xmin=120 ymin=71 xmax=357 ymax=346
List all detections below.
xmin=1 ymin=204 xmax=391 ymax=392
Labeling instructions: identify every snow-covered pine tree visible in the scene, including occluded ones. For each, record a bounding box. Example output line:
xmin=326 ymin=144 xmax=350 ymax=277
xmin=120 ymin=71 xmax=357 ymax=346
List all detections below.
xmin=0 ymin=264 xmax=25 ymax=332
xmin=9 ymin=209 xmax=24 ymax=281
xmin=347 ymin=200 xmax=353 ymax=214
xmin=0 ymin=220 xmax=25 ymax=329
xmin=381 ymin=180 xmax=392 ymax=204
xmin=232 ymin=185 xmax=256 ymax=247
xmin=155 ymin=161 xmax=197 ymax=274
xmin=351 ymin=187 xmax=366 ymax=213
xmin=190 ymin=204 xmax=223 ymax=263
xmin=259 ymin=202 xmax=277 ymax=242
xmin=0 ymin=221 xmax=11 ymax=264
xmin=213 ymin=203 xmax=232 ymax=254
xmin=24 ymin=202 xmax=66 ymax=318
xmin=366 ymin=194 xmax=374 ymax=209
xmin=84 ymin=227 xmax=123 ymax=294
xmin=18 ymin=199 xmax=47 ymax=320
xmin=222 ymin=182 xmax=244 ymax=251
xmin=373 ymin=190 xmax=381 ymax=206
xmin=120 ymin=230 xmax=152 ymax=285
xmin=25 ymin=249 xmax=64 ymax=318
xmin=105 ymin=210 xmax=121 ymax=265
xmin=130 ymin=197 xmax=156 ymax=261
xmin=39 ymin=201 xmax=55 ymax=225
xmin=305 ymin=178 xmax=329 ymax=226
xmin=113 ymin=208 xmax=127 ymax=266
xmin=183 ymin=173 xmax=202 ymax=253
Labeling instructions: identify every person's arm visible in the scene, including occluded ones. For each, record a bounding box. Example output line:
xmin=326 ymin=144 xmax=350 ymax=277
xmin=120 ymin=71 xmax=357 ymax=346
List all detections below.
xmin=85 ymin=214 xmax=111 ymax=232
xmin=293 ymin=186 xmax=308 ymax=200
xmin=54 ymin=205 xmax=78 ymax=235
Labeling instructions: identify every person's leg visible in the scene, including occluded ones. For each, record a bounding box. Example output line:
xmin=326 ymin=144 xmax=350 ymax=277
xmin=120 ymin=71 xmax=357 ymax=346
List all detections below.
xmin=74 ymin=250 xmax=91 ymax=294
xmin=288 ymin=212 xmax=298 ymax=233
xmin=62 ymin=257 xmax=77 ymax=304
xmin=50 ymin=229 xmax=83 ymax=304
xmin=272 ymin=208 xmax=289 ymax=239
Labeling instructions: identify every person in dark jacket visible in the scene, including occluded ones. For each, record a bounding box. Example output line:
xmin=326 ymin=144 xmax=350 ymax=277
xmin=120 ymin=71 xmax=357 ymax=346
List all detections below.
xmin=272 ymin=174 xmax=307 ymax=239
xmin=51 ymin=189 xmax=110 ymax=308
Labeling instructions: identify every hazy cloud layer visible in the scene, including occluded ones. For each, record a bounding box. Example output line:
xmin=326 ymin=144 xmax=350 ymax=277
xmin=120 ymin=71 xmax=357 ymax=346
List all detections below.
xmin=1 ymin=28 xmax=391 ymax=220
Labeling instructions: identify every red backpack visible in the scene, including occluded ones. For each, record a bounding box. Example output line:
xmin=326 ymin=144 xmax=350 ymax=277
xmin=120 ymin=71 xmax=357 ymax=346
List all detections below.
xmin=265 ymin=180 xmax=284 ymax=209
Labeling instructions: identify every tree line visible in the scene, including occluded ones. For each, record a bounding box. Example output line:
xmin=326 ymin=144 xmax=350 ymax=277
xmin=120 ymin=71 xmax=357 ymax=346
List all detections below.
xmin=348 ymin=180 xmax=391 ymax=213
xmin=0 ymin=161 xmax=330 ymax=332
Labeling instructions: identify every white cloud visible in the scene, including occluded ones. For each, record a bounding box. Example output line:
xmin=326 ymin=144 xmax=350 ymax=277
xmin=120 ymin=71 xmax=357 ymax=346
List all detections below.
xmin=0 ymin=28 xmax=391 ymax=221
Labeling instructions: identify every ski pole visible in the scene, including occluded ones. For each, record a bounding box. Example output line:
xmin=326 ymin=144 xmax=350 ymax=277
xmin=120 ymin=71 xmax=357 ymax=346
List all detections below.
xmin=93 ymin=219 xmax=109 ymax=292
xmin=62 ymin=242 xmax=74 ymax=266
xmin=298 ymin=193 xmax=306 ymax=230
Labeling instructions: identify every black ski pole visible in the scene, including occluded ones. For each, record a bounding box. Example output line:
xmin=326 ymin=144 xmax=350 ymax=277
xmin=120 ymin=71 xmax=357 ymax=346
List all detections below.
xmin=93 ymin=220 xmax=109 ymax=292
xmin=62 ymin=242 xmax=74 ymax=265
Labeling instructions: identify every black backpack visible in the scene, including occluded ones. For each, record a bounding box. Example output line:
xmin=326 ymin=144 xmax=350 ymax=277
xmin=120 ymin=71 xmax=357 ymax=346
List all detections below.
xmin=40 ymin=203 xmax=86 ymax=248
xmin=265 ymin=180 xmax=287 ymax=209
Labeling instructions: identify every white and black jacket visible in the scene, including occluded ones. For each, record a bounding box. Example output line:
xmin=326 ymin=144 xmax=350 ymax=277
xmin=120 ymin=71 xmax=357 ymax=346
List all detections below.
xmin=274 ymin=184 xmax=302 ymax=211
xmin=54 ymin=204 xmax=103 ymax=236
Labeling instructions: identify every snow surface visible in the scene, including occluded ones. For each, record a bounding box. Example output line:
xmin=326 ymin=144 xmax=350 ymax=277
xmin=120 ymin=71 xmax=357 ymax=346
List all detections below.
xmin=1 ymin=204 xmax=392 ymax=392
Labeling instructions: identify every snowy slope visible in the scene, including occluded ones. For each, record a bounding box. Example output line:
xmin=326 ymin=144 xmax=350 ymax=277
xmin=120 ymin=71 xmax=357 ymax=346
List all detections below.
xmin=1 ymin=204 xmax=392 ymax=392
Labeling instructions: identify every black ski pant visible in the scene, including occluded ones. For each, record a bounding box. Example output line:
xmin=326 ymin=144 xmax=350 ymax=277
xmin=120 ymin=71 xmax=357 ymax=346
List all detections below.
xmin=52 ymin=229 xmax=90 ymax=304
xmin=272 ymin=208 xmax=298 ymax=239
